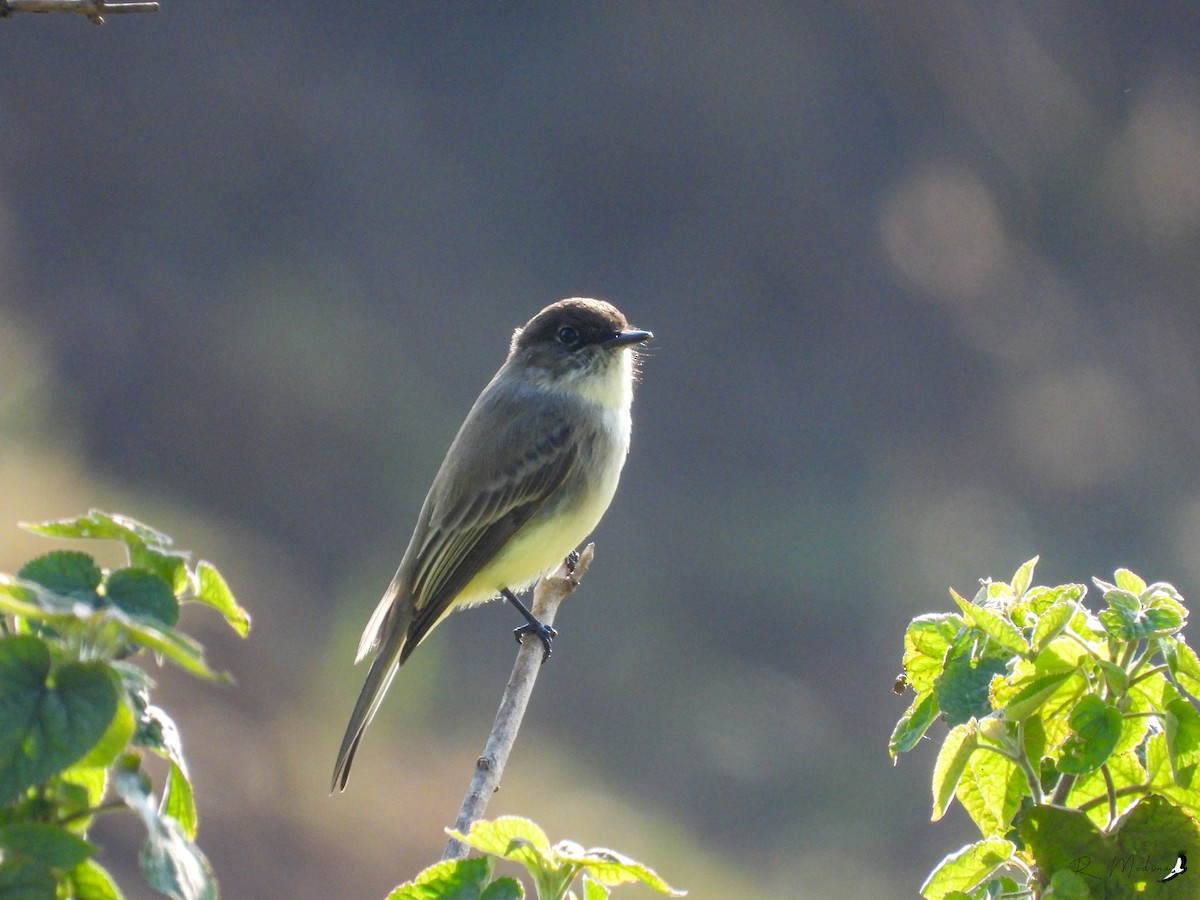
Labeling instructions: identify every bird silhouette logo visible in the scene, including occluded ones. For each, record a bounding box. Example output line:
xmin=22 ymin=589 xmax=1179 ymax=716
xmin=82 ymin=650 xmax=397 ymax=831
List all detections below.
xmin=1160 ymin=851 xmax=1187 ymax=883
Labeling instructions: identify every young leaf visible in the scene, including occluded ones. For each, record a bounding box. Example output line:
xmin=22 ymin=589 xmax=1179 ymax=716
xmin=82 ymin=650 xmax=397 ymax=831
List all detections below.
xmin=951 ymin=591 xmax=1028 ymax=657
xmin=0 ymin=822 xmax=96 ymax=869
xmin=553 ymin=845 xmax=686 ymax=896
xmin=1113 ymin=568 xmax=1147 ymax=595
xmin=918 ymin=838 xmax=1014 ymax=899
xmin=0 ymin=637 xmax=119 ymax=805
xmin=932 ymin=721 xmax=977 ymax=820
xmin=0 ymin=855 xmax=58 ymax=899
xmin=1010 ymin=556 xmax=1038 ymax=600
xmin=194 ymin=562 xmax=250 ymax=637
xmin=103 ymin=569 xmax=179 ymax=628
xmin=112 ymin=758 xmax=216 ymax=900
xmin=65 ymin=858 xmax=123 ymax=900
xmin=386 ymin=857 xmax=496 ymax=900
xmin=890 ymin=691 xmax=939 ymax=759
xmin=1031 ymin=601 xmax=1075 ymax=653
xmin=903 ymin=614 xmax=963 ymax=695
xmin=162 ymin=761 xmax=198 ymax=841
xmin=1057 ymin=695 xmax=1123 ymax=776
xmin=22 ymin=510 xmax=172 ymax=548
xmin=16 ymin=551 xmax=102 ymax=606
xmin=1163 ymin=637 xmax=1200 ymax=701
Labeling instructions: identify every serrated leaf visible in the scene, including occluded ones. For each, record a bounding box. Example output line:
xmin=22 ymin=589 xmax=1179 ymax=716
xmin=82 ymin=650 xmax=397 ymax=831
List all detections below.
xmin=75 ymin=698 xmax=135 ymax=770
xmin=936 ymin=653 xmax=1009 ymax=726
xmin=1113 ymin=568 xmax=1147 ymax=595
xmin=194 ymin=562 xmax=250 ymax=637
xmin=22 ymin=510 xmax=172 ymax=548
xmin=1010 ymin=557 xmax=1038 ymax=599
xmin=65 ymin=859 xmax=123 ymax=900
xmin=386 ymin=857 xmax=495 ymax=899
xmin=903 ymin=614 xmax=963 ymax=695
xmin=115 ymin=614 xmax=225 ymax=682
xmin=932 ymin=721 xmax=977 ymax=820
xmin=918 ymin=838 xmax=1014 ymax=898
xmin=16 ymin=551 xmax=101 ymax=605
xmin=555 ymin=846 xmax=685 ymax=895
xmin=1031 ymin=601 xmax=1075 ymax=653
xmin=162 ymin=761 xmax=197 ymax=841
xmin=1022 ymin=797 xmax=1200 ymax=891
xmin=1165 ymin=697 xmax=1200 ymax=782
xmin=1058 ymin=695 xmax=1122 ymax=775
xmin=112 ymin=761 xmax=215 ymax=900
xmin=995 ymin=671 xmax=1073 ymax=722
xmin=1065 ymin=751 xmax=1147 ymax=828
xmin=0 ymin=855 xmax=57 ymax=900
xmin=954 ymin=748 xmax=1026 ymax=838
xmin=481 ymin=877 xmax=525 ymax=900
xmin=581 ymin=876 xmax=609 ymax=900
xmin=0 ymin=636 xmax=118 ymax=805
xmin=104 ymin=569 xmax=179 ymax=628
xmin=1165 ymin=637 xmax=1200 ymax=701
xmin=0 ymin=823 xmax=95 ymax=869
xmin=449 ymin=816 xmax=552 ymax=857
xmin=951 ymin=591 xmax=1028 ymax=656
xmin=890 ymin=691 xmax=938 ymax=759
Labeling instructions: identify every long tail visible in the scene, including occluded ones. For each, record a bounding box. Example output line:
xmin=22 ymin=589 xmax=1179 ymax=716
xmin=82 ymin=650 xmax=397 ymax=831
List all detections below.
xmin=330 ymin=602 xmax=411 ymax=793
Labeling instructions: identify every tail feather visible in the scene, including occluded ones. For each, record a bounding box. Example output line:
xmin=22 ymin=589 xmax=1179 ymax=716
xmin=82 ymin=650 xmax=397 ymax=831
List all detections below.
xmin=331 ymin=599 xmax=411 ymax=792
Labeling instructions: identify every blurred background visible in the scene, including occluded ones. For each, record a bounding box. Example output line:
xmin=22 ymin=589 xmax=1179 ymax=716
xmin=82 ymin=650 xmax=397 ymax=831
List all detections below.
xmin=3 ymin=2 xmax=1200 ymax=897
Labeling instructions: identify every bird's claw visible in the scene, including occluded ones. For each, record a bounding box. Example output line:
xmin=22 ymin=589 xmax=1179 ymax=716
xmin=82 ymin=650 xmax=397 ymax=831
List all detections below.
xmin=514 ymin=621 xmax=558 ymax=662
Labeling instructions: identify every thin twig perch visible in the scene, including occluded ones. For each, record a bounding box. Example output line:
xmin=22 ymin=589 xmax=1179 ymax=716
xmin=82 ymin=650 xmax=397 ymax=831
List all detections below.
xmin=442 ymin=543 xmax=595 ymax=861
xmin=0 ymin=0 xmax=158 ymax=24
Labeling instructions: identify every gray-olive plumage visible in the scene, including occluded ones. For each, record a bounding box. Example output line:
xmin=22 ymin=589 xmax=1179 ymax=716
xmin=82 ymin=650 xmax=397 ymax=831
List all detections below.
xmin=332 ymin=298 xmax=651 ymax=791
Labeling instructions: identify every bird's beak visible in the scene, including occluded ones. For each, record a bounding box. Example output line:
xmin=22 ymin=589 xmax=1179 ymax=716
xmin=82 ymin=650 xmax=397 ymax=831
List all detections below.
xmin=603 ymin=328 xmax=653 ymax=348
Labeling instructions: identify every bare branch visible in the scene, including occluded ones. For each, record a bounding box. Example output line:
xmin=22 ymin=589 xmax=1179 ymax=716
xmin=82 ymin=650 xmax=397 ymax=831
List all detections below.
xmin=442 ymin=543 xmax=596 ymax=861
xmin=0 ymin=0 xmax=158 ymax=25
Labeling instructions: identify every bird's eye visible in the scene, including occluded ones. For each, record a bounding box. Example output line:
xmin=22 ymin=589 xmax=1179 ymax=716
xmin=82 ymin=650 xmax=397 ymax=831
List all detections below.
xmin=557 ymin=326 xmax=581 ymax=347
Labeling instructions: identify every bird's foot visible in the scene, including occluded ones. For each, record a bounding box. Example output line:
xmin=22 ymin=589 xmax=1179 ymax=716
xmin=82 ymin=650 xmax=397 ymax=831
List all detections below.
xmin=514 ymin=620 xmax=558 ymax=662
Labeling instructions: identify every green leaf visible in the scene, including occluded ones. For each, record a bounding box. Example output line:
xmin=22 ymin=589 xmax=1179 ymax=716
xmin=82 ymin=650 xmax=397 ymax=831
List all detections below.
xmin=932 ymin=721 xmax=977 ymax=820
xmin=1010 ymin=556 xmax=1038 ymax=599
xmin=481 ymin=878 xmax=524 ymax=900
xmin=1031 ymin=601 xmax=1076 ymax=653
xmin=954 ymin=743 xmax=1028 ymax=839
xmin=75 ymin=698 xmax=136 ymax=770
xmin=1164 ymin=637 xmax=1200 ymax=701
xmin=194 ymin=562 xmax=250 ymax=637
xmin=449 ymin=816 xmax=552 ymax=858
xmin=1045 ymin=868 xmax=1091 ymax=899
xmin=112 ymin=758 xmax=216 ymax=900
xmin=554 ymin=845 xmax=685 ymax=895
xmin=162 ymin=761 xmax=197 ymax=841
xmin=103 ymin=569 xmax=179 ymax=628
xmin=951 ymin=590 xmax=1028 ymax=657
xmin=994 ymin=671 xmax=1074 ymax=722
xmin=0 ymin=856 xmax=57 ymax=900
xmin=0 ymin=823 xmax=95 ymax=870
xmin=890 ymin=691 xmax=938 ymax=759
xmin=0 ymin=636 xmax=118 ymax=805
xmin=918 ymin=838 xmax=1014 ymax=899
xmin=1021 ymin=797 xmax=1200 ymax=891
xmin=903 ymin=614 xmax=964 ymax=695
xmin=22 ymin=510 xmax=172 ymax=548
xmin=1058 ymin=695 xmax=1123 ymax=775
xmin=1165 ymin=697 xmax=1200 ymax=783
xmin=580 ymin=876 xmax=610 ymax=900
xmin=115 ymin=614 xmax=225 ymax=682
xmin=16 ymin=551 xmax=101 ymax=606
xmin=1065 ymin=751 xmax=1147 ymax=828
xmin=386 ymin=857 xmax=496 ymax=900
xmin=1113 ymin=568 xmax=1146 ymax=595
xmin=65 ymin=859 xmax=124 ymax=900
xmin=936 ymin=653 xmax=1009 ymax=726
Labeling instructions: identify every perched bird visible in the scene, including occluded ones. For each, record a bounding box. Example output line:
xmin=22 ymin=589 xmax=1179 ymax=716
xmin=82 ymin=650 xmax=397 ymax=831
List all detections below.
xmin=331 ymin=298 xmax=652 ymax=791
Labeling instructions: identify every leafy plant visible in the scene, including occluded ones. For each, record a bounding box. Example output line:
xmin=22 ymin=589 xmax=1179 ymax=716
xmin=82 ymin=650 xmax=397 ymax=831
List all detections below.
xmin=893 ymin=557 xmax=1200 ymax=898
xmin=388 ymin=817 xmax=685 ymax=900
xmin=0 ymin=509 xmax=249 ymax=900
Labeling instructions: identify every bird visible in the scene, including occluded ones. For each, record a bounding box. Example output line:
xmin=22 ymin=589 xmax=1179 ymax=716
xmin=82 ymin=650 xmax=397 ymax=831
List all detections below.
xmin=331 ymin=298 xmax=652 ymax=791
xmin=1160 ymin=851 xmax=1186 ymax=882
